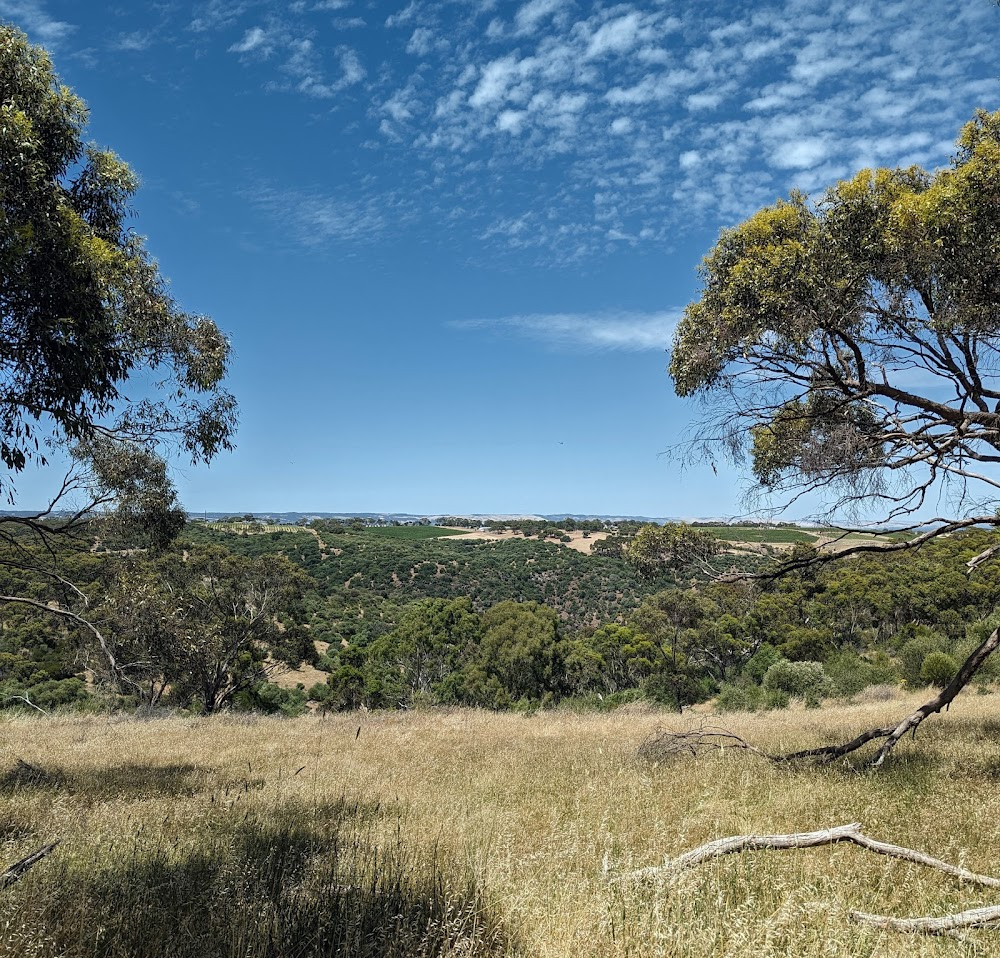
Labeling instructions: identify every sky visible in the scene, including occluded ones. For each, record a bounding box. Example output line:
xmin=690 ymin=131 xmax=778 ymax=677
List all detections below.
xmin=3 ymin=0 xmax=999 ymax=518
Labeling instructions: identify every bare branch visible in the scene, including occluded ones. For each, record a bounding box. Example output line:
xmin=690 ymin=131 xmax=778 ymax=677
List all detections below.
xmin=850 ymin=905 xmax=1000 ymax=934
xmin=617 ymin=822 xmax=1000 ymax=888
xmin=0 ymin=841 xmax=60 ymax=891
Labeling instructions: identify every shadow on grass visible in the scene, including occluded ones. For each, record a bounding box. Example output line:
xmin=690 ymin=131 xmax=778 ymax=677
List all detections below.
xmin=0 ymin=760 xmax=209 ymax=800
xmin=2 ymin=797 xmax=520 ymax=958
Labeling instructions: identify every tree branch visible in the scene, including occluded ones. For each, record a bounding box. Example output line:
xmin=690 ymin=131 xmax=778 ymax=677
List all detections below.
xmin=616 ymin=823 xmax=1000 ymax=936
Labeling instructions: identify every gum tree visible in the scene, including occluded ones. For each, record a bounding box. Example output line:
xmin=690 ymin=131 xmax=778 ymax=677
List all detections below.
xmin=0 ymin=24 xmax=236 ymax=540
xmin=669 ymin=109 xmax=1000 ymax=766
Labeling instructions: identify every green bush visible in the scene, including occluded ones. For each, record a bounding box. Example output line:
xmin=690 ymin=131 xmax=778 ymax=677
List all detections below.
xmin=824 ymin=651 xmax=899 ymax=697
xmin=742 ymin=643 xmax=782 ymax=683
xmin=715 ymin=682 xmax=762 ymax=713
xmin=898 ymin=630 xmax=947 ymax=688
xmin=762 ymin=659 xmax=829 ymax=699
xmin=762 ymin=688 xmax=790 ymax=710
xmin=919 ymin=651 xmax=959 ymax=687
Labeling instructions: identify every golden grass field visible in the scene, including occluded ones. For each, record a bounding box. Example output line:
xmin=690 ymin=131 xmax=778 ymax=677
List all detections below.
xmin=2 ymin=694 xmax=1000 ymax=956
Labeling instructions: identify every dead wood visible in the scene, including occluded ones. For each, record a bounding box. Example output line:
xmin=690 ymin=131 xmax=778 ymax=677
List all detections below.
xmin=850 ymin=904 xmax=1000 ymax=934
xmin=638 ymin=722 xmax=895 ymax=766
xmin=619 ymin=823 xmax=1000 ymax=887
xmin=0 ymin=841 xmax=60 ymax=890
xmin=617 ymin=823 xmax=1000 ymax=936
xmin=640 ymin=626 xmax=1000 ymax=769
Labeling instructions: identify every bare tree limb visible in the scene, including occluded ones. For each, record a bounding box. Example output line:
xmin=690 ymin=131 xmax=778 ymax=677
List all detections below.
xmin=616 ymin=823 xmax=1000 ymax=936
xmin=2 ymin=694 xmax=46 ymax=714
xmin=618 ymin=823 xmax=1000 ymax=888
xmin=0 ymin=842 xmax=60 ymax=890
xmin=871 ymin=626 xmax=1000 ymax=766
xmin=850 ymin=905 xmax=1000 ymax=934
xmin=0 ymin=594 xmax=127 ymax=687
xmin=640 ymin=627 xmax=1000 ymax=768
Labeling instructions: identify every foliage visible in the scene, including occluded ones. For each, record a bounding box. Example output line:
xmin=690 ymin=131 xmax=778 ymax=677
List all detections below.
xmin=623 ymin=523 xmax=721 ymax=579
xmin=671 ymin=110 xmax=1000 ymax=532
xmin=762 ymin=659 xmax=829 ymax=699
xmin=89 ymin=546 xmax=312 ymax=712
xmin=363 ymin=526 xmax=470 ymax=540
xmin=919 ymin=651 xmax=959 ymax=688
xmin=0 ymin=25 xmax=236 ymax=504
xmin=670 ymin=110 xmax=1000 ymax=763
xmin=186 ymin=523 xmax=663 ymax=635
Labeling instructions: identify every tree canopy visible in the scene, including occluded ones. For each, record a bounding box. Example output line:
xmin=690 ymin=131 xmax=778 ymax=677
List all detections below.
xmin=671 ymin=109 xmax=1000 ymax=537
xmin=0 ymin=24 xmax=236 ymax=514
xmin=669 ymin=110 xmax=1000 ymax=765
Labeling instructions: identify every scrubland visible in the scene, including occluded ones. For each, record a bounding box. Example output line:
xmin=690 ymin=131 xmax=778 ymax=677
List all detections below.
xmin=2 ymin=694 xmax=1000 ymax=957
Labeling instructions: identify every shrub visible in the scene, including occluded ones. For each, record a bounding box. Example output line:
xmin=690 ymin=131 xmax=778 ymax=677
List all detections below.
xmin=920 ymin=651 xmax=959 ymax=688
xmin=824 ymin=651 xmax=899 ymax=697
xmin=762 ymin=659 xmax=829 ymax=699
xmin=898 ymin=630 xmax=947 ymax=688
xmin=742 ymin=643 xmax=782 ymax=683
xmin=762 ymin=688 xmax=790 ymax=710
xmin=715 ymin=682 xmax=762 ymax=713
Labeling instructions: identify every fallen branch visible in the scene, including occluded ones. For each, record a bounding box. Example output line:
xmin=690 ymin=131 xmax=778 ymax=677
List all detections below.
xmin=851 ymin=904 xmax=1000 ymax=934
xmin=617 ymin=823 xmax=1000 ymax=935
xmin=638 ymin=722 xmax=895 ymax=766
xmin=619 ymin=823 xmax=1000 ymax=887
xmin=640 ymin=628 xmax=1000 ymax=769
xmin=0 ymin=841 xmax=60 ymax=890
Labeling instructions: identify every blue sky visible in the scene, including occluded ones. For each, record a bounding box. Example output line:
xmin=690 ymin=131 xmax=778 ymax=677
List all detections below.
xmin=4 ymin=0 xmax=998 ymax=517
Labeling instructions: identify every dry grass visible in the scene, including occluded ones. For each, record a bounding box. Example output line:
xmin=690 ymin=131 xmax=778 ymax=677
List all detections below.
xmin=2 ymin=695 xmax=1000 ymax=955
xmin=439 ymin=529 xmax=609 ymax=554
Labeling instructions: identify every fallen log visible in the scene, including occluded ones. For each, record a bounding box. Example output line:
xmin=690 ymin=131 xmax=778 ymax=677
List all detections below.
xmin=616 ymin=823 xmax=1000 ymax=935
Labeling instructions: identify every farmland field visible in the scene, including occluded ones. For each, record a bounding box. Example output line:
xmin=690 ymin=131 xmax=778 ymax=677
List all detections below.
xmin=2 ymin=697 xmax=999 ymax=956
xmin=698 ymin=525 xmax=818 ymax=544
xmin=363 ymin=525 xmax=472 ymax=540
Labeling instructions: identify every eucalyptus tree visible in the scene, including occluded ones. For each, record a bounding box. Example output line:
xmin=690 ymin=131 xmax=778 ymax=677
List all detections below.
xmin=669 ymin=110 xmax=1000 ymax=765
xmin=0 ymin=25 xmax=235 ymax=520
xmin=0 ymin=25 xmax=237 ymax=648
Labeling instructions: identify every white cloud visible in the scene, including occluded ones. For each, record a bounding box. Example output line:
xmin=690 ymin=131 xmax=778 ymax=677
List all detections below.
xmin=229 ymin=26 xmax=268 ymax=54
xmin=678 ymin=150 xmax=700 ymax=170
xmin=771 ymin=136 xmax=831 ymax=169
xmin=469 ymin=55 xmax=534 ymax=109
xmin=188 ymin=0 xmax=247 ymax=33
xmin=211 ymin=0 xmax=999 ymax=263
xmin=497 ymin=109 xmax=527 ymax=133
xmin=686 ymin=91 xmax=725 ymax=111
xmin=249 ymin=184 xmax=395 ymax=246
xmin=0 ymin=0 xmax=74 ymax=47
xmin=514 ymin=0 xmax=569 ymax=35
xmin=453 ymin=310 xmax=684 ymax=352
xmin=585 ymin=12 xmax=647 ymax=59
xmin=339 ymin=47 xmax=365 ymax=85
xmin=385 ymin=2 xmax=418 ymax=28
xmin=112 ymin=30 xmax=153 ymax=52
xmin=406 ymin=27 xmax=436 ymax=55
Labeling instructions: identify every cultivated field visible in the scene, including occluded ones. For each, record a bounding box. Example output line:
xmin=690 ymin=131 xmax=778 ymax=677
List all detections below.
xmin=2 ymin=697 xmax=999 ymax=956
xmin=440 ymin=528 xmax=608 ymax=554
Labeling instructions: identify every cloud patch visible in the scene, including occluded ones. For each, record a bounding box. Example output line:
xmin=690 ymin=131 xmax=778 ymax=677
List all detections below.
xmin=0 ymin=0 xmax=74 ymax=47
xmin=453 ymin=310 xmax=683 ymax=352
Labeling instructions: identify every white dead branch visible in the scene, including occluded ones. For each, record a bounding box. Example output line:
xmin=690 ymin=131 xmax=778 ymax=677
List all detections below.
xmin=615 ymin=822 xmax=1000 ymax=935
